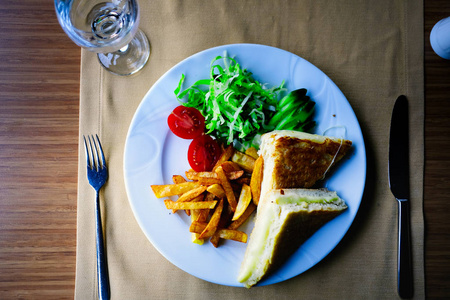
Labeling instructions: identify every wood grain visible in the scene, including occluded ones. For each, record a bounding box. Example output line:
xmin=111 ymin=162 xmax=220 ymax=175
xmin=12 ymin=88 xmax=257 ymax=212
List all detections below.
xmin=0 ymin=0 xmax=448 ymax=299
xmin=424 ymin=1 xmax=450 ymax=299
xmin=0 ymin=1 xmax=79 ymax=299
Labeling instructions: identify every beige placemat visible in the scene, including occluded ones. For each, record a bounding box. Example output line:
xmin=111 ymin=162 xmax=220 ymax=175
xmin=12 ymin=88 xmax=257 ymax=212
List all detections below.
xmin=75 ymin=1 xmax=425 ymax=299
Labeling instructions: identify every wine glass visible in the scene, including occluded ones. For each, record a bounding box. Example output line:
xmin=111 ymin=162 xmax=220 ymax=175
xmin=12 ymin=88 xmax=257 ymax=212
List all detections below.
xmin=55 ymin=0 xmax=150 ymax=76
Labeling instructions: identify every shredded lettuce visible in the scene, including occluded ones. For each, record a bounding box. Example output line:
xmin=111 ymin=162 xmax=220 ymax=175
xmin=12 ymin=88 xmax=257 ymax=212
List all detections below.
xmin=174 ymin=55 xmax=315 ymax=150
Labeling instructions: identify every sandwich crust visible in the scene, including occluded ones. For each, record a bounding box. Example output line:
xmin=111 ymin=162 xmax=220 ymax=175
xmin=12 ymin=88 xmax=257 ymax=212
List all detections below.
xmin=261 ymin=130 xmax=352 ymax=190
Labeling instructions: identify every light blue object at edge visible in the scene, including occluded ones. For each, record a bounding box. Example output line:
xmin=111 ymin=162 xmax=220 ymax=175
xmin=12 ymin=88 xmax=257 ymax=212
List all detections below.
xmin=430 ymin=16 xmax=450 ymax=60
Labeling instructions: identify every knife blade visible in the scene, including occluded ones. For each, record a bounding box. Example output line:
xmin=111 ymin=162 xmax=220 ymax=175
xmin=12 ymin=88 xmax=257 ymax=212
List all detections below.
xmin=388 ymin=95 xmax=413 ymax=298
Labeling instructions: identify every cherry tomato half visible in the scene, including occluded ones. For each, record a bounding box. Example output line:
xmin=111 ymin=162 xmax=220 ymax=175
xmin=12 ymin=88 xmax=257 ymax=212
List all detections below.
xmin=167 ymin=106 xmax=205 ymax=139
xmin=188 ymin=135 xmax=222 ymax=172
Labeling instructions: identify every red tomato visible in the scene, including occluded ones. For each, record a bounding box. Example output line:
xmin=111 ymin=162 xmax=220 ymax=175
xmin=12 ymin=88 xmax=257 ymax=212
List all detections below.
xmin=167 ymin=106 xmax=205 ymax=139
xmin=188 ymin=135 xmax=222 ymax=172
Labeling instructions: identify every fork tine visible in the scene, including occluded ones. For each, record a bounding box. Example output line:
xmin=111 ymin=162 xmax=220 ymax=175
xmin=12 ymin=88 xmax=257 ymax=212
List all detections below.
xmin=83 ymin=135 xmax=92 ymax=169
xmin=87 ymin=135 xmax=99 ymax=171
xmin=83 ymin=134 xmax=107 ymax=173
xmin=95 ymin=134 xmax=106 ymax=168
xmin=91 ymin=135 xmax=101 ymax=171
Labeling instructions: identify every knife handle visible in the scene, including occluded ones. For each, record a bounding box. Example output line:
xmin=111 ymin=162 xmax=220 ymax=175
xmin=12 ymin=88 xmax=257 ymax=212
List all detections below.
xmin=397 ymin=199 xmax=413 ymax=298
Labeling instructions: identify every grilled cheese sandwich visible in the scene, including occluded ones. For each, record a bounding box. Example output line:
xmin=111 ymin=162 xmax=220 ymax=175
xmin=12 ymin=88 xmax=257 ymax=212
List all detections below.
xmin=238 ymin=130 xmax=352 ymax=287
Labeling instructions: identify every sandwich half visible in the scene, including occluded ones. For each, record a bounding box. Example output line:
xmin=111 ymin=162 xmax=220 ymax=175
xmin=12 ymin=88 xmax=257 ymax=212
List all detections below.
xmin=237 ymin=130 xmax=352 ymax=288
xmin=237 ymin=188 xmax=347 ymax=288
xmin=259 ymin=130 xmax=352 ymax=198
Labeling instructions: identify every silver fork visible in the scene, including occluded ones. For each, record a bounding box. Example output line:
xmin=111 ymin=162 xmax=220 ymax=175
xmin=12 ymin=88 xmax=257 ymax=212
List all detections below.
xmin=84 ymin=134 xmax=110 ymax=300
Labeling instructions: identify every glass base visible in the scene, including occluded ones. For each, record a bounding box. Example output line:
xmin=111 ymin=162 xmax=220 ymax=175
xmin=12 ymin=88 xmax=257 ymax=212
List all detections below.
xmin=97 ymin=29 xmax=150 ymax=76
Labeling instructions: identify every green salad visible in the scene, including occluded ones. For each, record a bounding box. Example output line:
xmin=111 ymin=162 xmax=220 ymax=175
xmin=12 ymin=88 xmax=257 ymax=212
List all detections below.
xmin=174 ymin=55 xmax=315 ymax=150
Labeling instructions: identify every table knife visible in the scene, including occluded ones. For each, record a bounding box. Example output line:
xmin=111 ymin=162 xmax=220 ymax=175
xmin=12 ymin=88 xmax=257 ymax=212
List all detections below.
xmin=388 ymin=95 xmax=413 ymax=298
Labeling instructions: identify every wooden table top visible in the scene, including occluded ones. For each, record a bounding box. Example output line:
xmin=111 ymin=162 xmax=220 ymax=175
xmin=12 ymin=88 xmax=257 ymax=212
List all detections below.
xmin=0 ymin=1 xmax=449 ymax=299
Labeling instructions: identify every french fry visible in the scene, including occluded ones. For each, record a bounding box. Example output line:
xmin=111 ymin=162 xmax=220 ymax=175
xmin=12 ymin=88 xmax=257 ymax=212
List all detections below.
xmin=176 ymin=186 xmax=207 ymax=203
xmin=190 ymin=210 xmax=205 ymax=244
xmin=217 ymin=229 xmax=247 ymax=243
xmin=232 ymin=184 xmax=252 ymax=221
xmin=220 ymin=161 xmax=242 ymax=172
xmin=231 ymin=150 xmax=256 ymax=173
xmin=189 ymin=220 xmax=207 ymax=234
xmin=213 ymin=144 xmax=235 ymax=170
xmin=186 ymin=169 xmax=244 ymax=181
xmin=250 ymin=155 xmax=264 ymax=205
xmin=184 ymin=194 xmax=205 ymax=216
xmin=211 ymin=202 xmax=256 ymax=247
xmin=215 ymin=166 xmax=237 ymax=211
xmin=171 ymin=186 xmax=207 ymax=214
xmin=210 ymin=200 xmax=235 ymax=247
xmin=172 ymin=175 xmax=187 ymax=184
xmin=164 ymin=200 xmax=217 ymax=210
xmin=204 ymin=191 xmax=216 ymax=201
xmin=197 ymin=177 xmax=221 ymax=185
xmin=245 ymin=147 xmax=259 ymax=159
xmin=235 ymin=177 xmax=251 ymax=186
xmin=206 ymin=184 xmax=226 ymax=199
xmin=171 ymin=175 xmax=190 ymax=214
xmin=185 ymin=171 xmax=216 ymax=180
xmin=199 ymin=199 xmax=224 ymax=239
xmin=226 ymin=170 xmax=245 ymax=180
xmin=218 ymin=203 xmax=234 ymax=229
xmin=229 ymin=202 xmax=256 ymax=230
xmin=151 ymin=181 xmax=201 ymax=198
xmin=209 ymin=232 xmax=221 ymax=248
xmin=196 ymin=192 xmax=214 ymax=222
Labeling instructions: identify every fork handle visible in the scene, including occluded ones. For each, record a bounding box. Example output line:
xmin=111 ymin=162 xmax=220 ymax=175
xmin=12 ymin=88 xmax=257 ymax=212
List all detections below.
xmin=96 ymin=192 xmax=110 ymax=300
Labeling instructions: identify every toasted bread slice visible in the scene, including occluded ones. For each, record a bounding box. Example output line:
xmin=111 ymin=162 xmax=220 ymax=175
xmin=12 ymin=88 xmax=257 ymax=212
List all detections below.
xmin=259 ymin=130 xmax=352 ymax=195
xmin=237 ymin=188 xmax=347 ymax=288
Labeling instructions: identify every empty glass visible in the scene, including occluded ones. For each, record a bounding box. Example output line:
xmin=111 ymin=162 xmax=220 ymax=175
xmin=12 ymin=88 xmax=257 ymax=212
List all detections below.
xmin=55 ymin=0 xmax=150 ymax=76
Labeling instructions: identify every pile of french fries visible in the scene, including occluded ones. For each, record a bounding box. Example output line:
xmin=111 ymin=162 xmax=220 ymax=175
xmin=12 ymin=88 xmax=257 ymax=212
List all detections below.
xmin=151 ymin=145 xmax=264 ymax=247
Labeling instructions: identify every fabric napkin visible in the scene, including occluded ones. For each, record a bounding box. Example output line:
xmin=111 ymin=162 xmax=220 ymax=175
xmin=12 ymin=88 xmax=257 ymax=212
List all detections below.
xmin=75 ymin=0 xmax=425 ymax=299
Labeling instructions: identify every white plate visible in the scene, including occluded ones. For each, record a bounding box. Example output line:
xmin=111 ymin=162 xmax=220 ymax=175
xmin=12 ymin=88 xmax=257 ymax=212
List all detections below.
xmin=124 ymin=44 xmax=366 ymax=287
